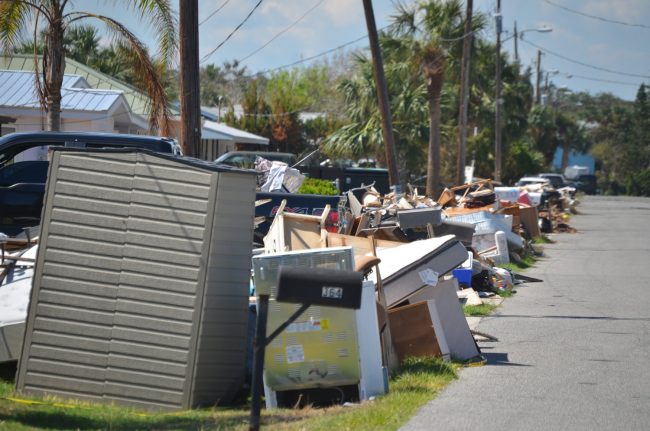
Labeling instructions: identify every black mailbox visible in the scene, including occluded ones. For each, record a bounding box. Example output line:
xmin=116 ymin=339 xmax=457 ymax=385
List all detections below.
xmin=277 ymin=266 xmax=363 ymax=309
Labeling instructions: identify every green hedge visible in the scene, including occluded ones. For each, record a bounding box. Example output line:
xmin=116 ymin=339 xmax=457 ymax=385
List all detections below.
xmin=298 ymin=177 xmax=339 ymax=195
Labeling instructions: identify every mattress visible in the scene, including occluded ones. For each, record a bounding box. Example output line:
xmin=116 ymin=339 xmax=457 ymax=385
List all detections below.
xmin=376 ymin=235 xmax=468 ymax=308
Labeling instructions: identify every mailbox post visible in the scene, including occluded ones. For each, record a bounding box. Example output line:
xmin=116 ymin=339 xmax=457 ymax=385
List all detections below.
xmin=249 ymin=266 xmax=363 ymax=431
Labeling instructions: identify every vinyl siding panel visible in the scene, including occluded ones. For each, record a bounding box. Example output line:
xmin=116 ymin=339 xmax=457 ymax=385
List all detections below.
xmin=190 ymin=171 xmax=255 ymax=406
xmin=17 ymin=150 xmax=255 ymax=410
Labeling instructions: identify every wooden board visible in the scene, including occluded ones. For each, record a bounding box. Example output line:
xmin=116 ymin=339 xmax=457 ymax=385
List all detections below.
xmin=388 ymin=301 xmax=445 ymax=363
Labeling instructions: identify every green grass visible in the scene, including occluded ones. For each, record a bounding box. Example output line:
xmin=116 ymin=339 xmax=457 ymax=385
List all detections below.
xmin=500 ymin=254 xmax=537 ymax=272
xmin=0 ymin=358 xmax=458 ymax=431
xmin=532 ymin=234 xmax=554 ymax=244
xmin=463 ymin=303 xmax=497 ymax=316
xmin=497 ymin=288 xmax=516 ymax=298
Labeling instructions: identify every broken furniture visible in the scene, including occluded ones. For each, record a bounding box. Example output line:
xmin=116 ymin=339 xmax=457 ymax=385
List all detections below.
xmin=263 ymin=200 xmax=330 ymax=253
xmin=376 ymin=235 xmax=468 ymax=308
xmin=406 ymin=277 xmax=480 ymax=361
xmin=15 ymin=148 xmax=257 ymax=410
xmin=0 ymin=244 xmax=37 ymax=364
xmin=388 ymin=300 xmax=450 ymax=362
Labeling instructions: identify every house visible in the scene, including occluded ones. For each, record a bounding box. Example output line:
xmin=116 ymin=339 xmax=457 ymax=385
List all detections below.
xmin=0 ymin=54 xmax=269 ymax=160
xmin=0 ymin=70 xmax=145 ymax=136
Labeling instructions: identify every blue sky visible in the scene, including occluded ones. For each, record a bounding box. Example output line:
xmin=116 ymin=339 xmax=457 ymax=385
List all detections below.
xmin=90 ymin=0 xmax=650 ymax=101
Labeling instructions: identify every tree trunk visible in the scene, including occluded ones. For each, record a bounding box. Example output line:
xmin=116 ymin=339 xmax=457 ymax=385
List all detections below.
xmin=44 ymin=3 xmax=65 ymax=132
xmin=560 ymin=139 xmax=570 ymax=172
xmin=363 ymin=0 xmax=401 ymax=189
xmin=426 ymin=71 xmax=443 ymax=198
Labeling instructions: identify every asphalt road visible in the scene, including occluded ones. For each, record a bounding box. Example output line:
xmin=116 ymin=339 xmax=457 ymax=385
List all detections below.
xmin=401 ymin=196 xmax=650 ymax=431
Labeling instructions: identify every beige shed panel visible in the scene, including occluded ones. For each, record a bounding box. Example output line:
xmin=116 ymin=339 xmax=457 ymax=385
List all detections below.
xmin=16 ymin=149 xmax=256 ymax=411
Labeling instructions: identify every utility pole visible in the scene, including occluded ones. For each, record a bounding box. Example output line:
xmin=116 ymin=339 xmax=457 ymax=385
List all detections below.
xmin=362 ymin=0 xmax=400 ymax=189
xmin=545 ymin=72 xmax=549 ymax=102
xmin=494 ymin=0 xmax=502 ymax=182
xmin=536 ymin=49 xmax=542 ymax=105
xmin=513 ymin=21 xmax=518 ymax=62
xmin=179 ymin=0 xmax=201 ymax=157
xmin=456 ymin=0 xmax=473 ymax=185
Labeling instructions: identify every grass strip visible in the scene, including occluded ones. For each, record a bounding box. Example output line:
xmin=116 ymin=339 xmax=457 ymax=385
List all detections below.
xmin=0 ymin=357 xmax=457 ymax=431
xmin=463 ymin=303 xmax=497 ymax=316
xmin=500 ymin=254 xmax=537 ymax=272
xmin=532 ymin=234 xmax=554 ymax=244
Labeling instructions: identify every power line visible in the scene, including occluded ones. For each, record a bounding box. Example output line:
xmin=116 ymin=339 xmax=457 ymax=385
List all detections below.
xmin=253 ymin=32 xmax=371 ymax=75
xmin=238 ymin=0 xmax=326 ymax=64
xmin=200 ymin=0 xmax=264 ymax=64
xmin=519 ymin=38 xmax=650 ymax=79
xmin=542 ymin=0 xmax=650 ymax=30
xmin=560 ymin=71 xmax=642 ymax=87
xmin=249 ymin=24 xmax=397 ymax=76
xmin=440 ymin=29 xmax=476 ymax=43
xmin=199 ymin=0 xmax=232 ymax=27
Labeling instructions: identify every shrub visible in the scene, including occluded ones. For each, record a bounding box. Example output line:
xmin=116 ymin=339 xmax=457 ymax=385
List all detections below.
xmin=298 ymin=177 xmax=339 ymax=195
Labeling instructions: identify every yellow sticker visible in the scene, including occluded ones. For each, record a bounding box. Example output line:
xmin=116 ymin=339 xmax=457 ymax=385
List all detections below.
xmin=321 ymin=319 xmax=329 ymax=330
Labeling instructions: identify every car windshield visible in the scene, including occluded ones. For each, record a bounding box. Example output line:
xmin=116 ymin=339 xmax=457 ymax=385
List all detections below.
xmin=215 ymin=152 xmax=296 ymax=168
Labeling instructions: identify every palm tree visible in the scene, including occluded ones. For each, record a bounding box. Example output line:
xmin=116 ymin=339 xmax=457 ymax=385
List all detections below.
xmin=323 ymin=46 xmax=429 ymax=179
xmin=64 ymin=24 xmax=99 ymax=66
xmin=390 ymin=0 xmax=481 ymax=196
xmin=0 ymin=0 xmax=176 ymax=134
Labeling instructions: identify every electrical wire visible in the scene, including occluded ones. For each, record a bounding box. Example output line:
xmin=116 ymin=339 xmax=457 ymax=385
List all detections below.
xmin=199 ymin=0 xmax=232 ymax=27
xmin=542 ymin=0 xmax=650 ymax=29
xmin=519 ymin=38 xmax=650 ymax=79
xmin=238 ymin=0 xmax=326 ymax=64
xmin=440 ymin=29 xmax=475 ymax=43
xmin=560 ymin=72 xmax=642 ymax=87
xmin=248 ymin=23 xmax=401 ymax=76
xmin=200 ymin=0 xmax=265 ymax=64
xmin=252 ymin=32 xmax=371 ymax=75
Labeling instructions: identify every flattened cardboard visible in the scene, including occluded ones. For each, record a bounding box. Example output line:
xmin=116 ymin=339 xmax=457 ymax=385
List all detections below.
xmin=519 ymin=205 xmax=541 ymax=238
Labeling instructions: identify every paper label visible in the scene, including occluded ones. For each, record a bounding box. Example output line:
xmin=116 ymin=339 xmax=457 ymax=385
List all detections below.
xmin=286 ymin=345 xmax=305 ymax=364
xmin=418 ymin=268 xmax=439 ymax=286
xmin=286 ymin=319 xmax=324 ymax=333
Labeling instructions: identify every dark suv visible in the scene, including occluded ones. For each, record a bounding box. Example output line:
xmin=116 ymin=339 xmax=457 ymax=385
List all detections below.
xmin=0 ymin=132 xmax=181 ymax=236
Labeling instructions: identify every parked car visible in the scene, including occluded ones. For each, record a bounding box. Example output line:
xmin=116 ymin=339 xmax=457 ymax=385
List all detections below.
xmin=538 ymin=173 xmax=570 ymax=189
xmin=0 ymin=132 xmax=181 ymax=236
xmin=214 ymin=151 xmax=297 ymax=168
xmin=575 ymin=174 xmax=599 ymax=195
xmin=516 ymin=176 xmax=551 ymax=187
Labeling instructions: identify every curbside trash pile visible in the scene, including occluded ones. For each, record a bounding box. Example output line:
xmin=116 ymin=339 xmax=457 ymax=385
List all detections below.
xmin=1 ymin=155 xmax=577 ymax=415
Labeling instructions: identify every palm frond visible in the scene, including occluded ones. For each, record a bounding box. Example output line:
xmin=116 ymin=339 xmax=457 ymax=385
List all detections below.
xmin=128 ymin=0 xmax=176 ymax=66
xmin=68 ymin=12 xmax=171 ymax=135
xmin=0 ymin=0 xmax=33 ymax=52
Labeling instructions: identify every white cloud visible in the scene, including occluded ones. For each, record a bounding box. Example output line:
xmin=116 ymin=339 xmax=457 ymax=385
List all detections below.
xmin=582 ymin=0 xmax=650 ymax=22
xmin=322 ymin=0 xmax=365 ymax=26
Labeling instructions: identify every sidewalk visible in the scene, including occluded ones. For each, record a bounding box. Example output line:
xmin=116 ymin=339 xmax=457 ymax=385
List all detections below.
xmin=400 ymin=196 xmax=650 ymax=431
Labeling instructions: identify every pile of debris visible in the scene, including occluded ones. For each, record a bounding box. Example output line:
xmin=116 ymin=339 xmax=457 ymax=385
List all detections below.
xmin=0 ymin=228 xmax=38 ymax=364
xmin=248 ymin=174 xmax=567 ymax=408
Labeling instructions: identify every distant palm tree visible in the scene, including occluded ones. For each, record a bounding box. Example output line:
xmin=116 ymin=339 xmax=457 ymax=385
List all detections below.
xmin=390 ymin=0 xmax=483 ymax=196
xmin=0 ymin=0 xmax=176 ymax=134
xmin=64 ymin=25 xmax=99 ymax=66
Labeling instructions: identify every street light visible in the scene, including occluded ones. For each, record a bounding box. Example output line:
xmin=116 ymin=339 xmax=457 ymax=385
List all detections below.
xmin=494 ymin=13 xmax=552 ymax=182
xmin=505 ymin=23 xmax=552 ymax=62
